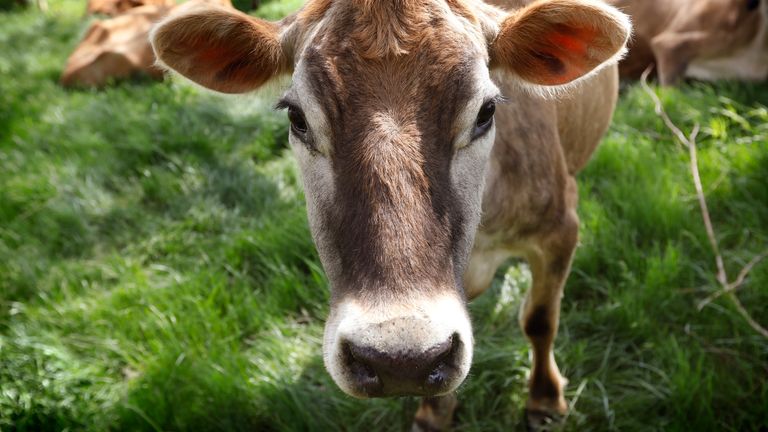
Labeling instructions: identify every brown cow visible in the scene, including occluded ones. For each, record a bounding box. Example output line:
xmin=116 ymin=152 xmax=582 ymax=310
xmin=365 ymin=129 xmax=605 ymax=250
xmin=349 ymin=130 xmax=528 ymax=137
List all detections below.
xmin=151 ymin=0 xmax=630 ymax=429
xmin=61 ymin=5 xmax=169 ymax=87
xmin=610 ymin=0 xmax=768 ymax=85
xmin=86 ymin=0 xmax=174 ymax=16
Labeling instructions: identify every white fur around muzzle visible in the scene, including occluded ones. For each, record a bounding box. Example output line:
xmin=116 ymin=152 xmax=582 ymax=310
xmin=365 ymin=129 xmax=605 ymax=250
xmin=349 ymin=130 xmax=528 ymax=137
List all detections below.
xmin=323 ymin=292 xmax=474 ymax=398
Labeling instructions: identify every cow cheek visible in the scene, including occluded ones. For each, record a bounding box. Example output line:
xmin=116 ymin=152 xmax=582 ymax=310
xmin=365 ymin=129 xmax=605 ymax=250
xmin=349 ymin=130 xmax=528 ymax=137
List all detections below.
xmin=293 ymin=145 xmax=344 ymax=288
xmin=449 ymin=131 xmax=494 ymax=279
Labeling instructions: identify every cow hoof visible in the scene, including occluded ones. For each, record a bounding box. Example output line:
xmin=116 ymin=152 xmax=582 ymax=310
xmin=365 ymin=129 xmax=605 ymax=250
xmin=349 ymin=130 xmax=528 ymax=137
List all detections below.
xmin=411 ymin=395 xmax=457 ymax=432
xmin=524 ymin=408 xmax=564 ymax=432
xmin=411 ymin=419 xmax=448 ymax=432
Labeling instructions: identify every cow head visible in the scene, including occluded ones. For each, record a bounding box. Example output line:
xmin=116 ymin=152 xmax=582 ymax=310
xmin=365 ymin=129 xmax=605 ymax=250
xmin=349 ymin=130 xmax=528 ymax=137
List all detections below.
xmin=688 ymin=0 xmax=768 ymax=81
xmin=151 ymin=0 xmax=629 ymax=398
xmin=674 ymin=0 xmax=768 ymax=82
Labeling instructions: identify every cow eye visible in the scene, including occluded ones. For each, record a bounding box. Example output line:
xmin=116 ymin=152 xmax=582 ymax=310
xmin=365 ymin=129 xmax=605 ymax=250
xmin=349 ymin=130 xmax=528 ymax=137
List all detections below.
xmin=472 ymin=100 xmax=496 ymax=139
xmin=276 ymin=99 xmax=318 ymax=153
xmin=288 ymin=106 xmax=308 ymax=137
xmin=747 ymin=0 xmax=760 ymax=10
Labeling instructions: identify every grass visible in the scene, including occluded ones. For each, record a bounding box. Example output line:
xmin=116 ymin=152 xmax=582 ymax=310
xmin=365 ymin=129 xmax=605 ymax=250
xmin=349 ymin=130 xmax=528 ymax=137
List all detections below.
xmin=1 ymin=1 xmax=767 ymax=431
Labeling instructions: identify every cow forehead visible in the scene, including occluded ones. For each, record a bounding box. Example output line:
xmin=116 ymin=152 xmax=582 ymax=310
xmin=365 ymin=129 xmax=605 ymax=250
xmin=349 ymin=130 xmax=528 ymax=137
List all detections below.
xmin=297 ymin=0 xmax=486 ymax=128
xmin=299 ymin=0 xmax=484 ymax=57
xmin=303 ymin=47 xmax=477 ymax=131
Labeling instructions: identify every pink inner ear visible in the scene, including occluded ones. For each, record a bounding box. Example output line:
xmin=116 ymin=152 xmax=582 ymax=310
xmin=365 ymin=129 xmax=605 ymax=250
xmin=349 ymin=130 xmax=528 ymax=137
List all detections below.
xmin=547 ymin=26 xmax=595 ymax=57
xmin=198 ymin=45 xmax=235 ymax=67
xmin=534 ymin=25 xmax=600 ymax=85
xmin=493 ymin=2 xmax=629 ymax=87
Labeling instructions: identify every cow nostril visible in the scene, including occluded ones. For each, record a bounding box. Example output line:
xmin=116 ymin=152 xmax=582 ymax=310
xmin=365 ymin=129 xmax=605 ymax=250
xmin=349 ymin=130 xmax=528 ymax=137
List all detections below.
xmin=349 ymin=356 xmax=377 ymax=380
xmin=427 ymin=363 xmax=448 ymax=386
xmin=342 ymin=342 xmax=382 ymax=395
xmin=425 ymin=333 xmax=460 ymax=388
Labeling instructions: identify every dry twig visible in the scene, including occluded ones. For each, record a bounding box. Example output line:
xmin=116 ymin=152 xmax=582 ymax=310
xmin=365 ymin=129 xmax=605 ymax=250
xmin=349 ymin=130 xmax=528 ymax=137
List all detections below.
xmin=640 ymin=66 xmax=768 ymax=339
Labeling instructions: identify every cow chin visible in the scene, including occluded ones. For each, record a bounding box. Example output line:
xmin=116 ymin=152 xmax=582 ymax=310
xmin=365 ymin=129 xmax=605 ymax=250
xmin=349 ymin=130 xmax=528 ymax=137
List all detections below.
xmin=323 ymin=292 xmax=473 ymax=399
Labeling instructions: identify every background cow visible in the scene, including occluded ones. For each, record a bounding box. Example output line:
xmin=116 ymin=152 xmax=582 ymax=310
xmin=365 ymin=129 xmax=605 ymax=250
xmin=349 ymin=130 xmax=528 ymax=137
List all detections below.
xmin=61 ymin=5 xmax=170 ymax=87
xmin=610 ymin=0 xmax=768 ymax=85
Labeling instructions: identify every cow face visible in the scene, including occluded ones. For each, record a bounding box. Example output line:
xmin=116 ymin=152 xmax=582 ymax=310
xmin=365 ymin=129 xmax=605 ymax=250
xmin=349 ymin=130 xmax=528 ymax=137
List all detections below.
xmin=150 ymin=0 xmax=629 ymax=398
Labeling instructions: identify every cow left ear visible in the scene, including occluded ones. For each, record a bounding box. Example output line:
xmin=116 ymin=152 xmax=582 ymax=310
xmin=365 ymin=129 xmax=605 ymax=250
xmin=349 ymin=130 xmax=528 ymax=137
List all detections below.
xmin=490 ymin=0 xmax=631 ymax=86
xmin=150 ymin=4 xmax=291 ymax=94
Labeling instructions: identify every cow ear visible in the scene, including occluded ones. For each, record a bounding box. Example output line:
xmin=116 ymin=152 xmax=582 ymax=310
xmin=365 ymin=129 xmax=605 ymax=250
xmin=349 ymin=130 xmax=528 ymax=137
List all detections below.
xmin=150 ymin=6 xmax=288 ymax=93
xmin=490 ymin=0 xmax=631 ymax=86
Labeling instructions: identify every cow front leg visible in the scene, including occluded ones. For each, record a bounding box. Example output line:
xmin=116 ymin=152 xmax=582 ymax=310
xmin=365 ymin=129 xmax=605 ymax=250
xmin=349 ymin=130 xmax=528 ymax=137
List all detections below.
xmin=411 ymin=393 xmax=458 ymax=432
xmin=520 ymin=207 xmax=579 ymax=429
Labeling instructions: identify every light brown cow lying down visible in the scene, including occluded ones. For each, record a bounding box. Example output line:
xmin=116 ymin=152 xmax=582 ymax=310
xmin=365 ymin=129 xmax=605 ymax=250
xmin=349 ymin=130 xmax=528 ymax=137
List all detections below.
xmin=61 ymin=5 xmax=169 ymax=87
xmin=61 ymin=0 xmax=232 ymax=88
xmin=609 ymin=0 xmax=768 ymax=85
xmin=86 ymin=0 xmax=174 ymax=16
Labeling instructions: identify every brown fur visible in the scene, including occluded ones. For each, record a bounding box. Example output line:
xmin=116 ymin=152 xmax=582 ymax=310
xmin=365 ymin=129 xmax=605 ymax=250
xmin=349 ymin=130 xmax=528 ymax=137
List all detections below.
xmin=350 ymin=0 xmax=432 ymax=58
xmin=297 ymin=0 xmax=332 ymax=22
xmin=152 ymin=6 xmax=284 ymax=93
xmin=86 ymin=0 xmax=174 ymax=16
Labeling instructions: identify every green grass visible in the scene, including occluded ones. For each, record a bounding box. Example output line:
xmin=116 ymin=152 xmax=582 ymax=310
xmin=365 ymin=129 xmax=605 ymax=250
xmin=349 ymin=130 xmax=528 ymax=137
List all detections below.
xmin=1 ymin=2 xmax=767 ymax=431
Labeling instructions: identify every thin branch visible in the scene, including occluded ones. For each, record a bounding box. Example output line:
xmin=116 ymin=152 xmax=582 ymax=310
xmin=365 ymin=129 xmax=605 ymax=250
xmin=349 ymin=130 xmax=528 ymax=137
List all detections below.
xmin=728 ymin=249 xmax=768 ymax=290
xmin=640 ymin=66 xmax=768 ymax=339
xmin=728 ymin=293 xmax=768 ymax=339
xmin=698 ymin=250 xmax=768 ymax=309
xmin=640 ymin=68 xmax=727 ymax=284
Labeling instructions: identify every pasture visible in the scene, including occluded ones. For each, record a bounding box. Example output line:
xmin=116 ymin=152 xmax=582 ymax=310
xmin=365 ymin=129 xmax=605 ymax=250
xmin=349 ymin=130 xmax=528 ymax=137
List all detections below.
xmin=1 ymin=1 xmax=767 ymax=430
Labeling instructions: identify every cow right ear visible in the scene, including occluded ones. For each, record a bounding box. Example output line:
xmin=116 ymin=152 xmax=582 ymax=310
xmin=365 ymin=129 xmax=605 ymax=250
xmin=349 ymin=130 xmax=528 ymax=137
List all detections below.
xmin=490 ymin=0 xmax=631 ymax=87
xmin=150 ymin=6 xmax=289 ymax=94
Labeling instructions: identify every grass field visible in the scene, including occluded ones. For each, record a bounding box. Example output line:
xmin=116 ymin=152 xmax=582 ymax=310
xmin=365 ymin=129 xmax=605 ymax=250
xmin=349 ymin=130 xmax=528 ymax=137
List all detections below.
xmin=1 ymin=1 xmax=768 ymax=431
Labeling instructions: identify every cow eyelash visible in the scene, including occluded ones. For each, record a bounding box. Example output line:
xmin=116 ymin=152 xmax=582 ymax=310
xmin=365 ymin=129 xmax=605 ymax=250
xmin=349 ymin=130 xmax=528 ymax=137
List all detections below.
xmin=492 ymin=94 xmax=509 ymax=104
xmin=471 ymin=95 xmax=505 ymax=141
xmin=276 ymin=99 xmax=316 ymax=152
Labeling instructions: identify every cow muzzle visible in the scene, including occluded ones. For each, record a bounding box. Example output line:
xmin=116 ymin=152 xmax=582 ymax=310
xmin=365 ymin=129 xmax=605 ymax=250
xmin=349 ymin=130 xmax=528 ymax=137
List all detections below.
xmin=323 ymin=293 xmax=473 ymax=398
